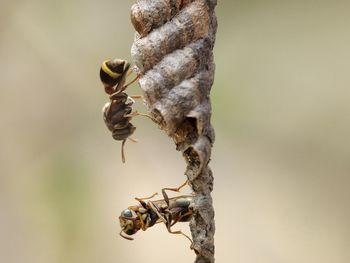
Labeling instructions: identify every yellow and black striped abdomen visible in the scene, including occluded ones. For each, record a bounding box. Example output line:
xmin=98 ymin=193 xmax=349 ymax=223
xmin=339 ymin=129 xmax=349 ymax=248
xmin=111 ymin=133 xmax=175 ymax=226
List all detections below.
xmin=100 ymin=59 xmax=130 ymax=90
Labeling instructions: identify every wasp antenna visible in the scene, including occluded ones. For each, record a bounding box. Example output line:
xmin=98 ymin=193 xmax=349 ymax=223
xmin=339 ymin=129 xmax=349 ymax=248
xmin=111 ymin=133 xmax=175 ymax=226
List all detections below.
xmin=135 ymin=192 xmax=158 ymax=202
xmin=128 ymin=137 xmax=138 ymax=143
xmin=120 ymin=229 xmax=133 ymax=240
xmin=109 ymin=90 xmax=122 ymax=100
xmin=121 ymin=139 xmax=127 ymax=163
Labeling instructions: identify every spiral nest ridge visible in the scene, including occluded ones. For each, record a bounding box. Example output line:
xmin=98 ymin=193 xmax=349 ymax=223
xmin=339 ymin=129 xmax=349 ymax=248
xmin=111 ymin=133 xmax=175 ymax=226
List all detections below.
xmin=131 ymin=0 xmax=217 ymax=261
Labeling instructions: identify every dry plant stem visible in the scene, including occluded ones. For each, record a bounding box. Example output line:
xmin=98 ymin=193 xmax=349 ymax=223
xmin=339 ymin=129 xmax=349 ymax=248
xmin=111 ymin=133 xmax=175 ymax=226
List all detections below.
xmin=131 ymin=0 xmax=217 ymax=262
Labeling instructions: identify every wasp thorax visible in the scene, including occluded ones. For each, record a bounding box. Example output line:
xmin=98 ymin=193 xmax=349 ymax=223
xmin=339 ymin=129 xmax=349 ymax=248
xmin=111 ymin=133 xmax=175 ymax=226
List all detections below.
xmin=119 ymin=209 xmax=140 ymax=236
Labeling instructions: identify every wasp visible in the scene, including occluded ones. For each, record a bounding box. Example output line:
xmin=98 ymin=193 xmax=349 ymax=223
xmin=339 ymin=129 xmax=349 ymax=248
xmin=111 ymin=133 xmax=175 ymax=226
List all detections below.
xmin=119 ymin=180 xmax=193 ymax=245
xmin=100 ymin=58 xmax=150 ymax=163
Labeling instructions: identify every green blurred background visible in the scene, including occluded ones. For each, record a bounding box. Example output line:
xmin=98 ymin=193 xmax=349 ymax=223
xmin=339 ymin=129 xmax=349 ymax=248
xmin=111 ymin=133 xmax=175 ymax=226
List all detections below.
xmin=1 ymin=0 xmax=349 ymax=262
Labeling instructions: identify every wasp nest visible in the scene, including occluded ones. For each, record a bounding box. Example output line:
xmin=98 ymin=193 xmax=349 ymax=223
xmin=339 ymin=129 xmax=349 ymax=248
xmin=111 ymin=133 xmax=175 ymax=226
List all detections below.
xmin=131 ymin=0 xmax=217 ymax=262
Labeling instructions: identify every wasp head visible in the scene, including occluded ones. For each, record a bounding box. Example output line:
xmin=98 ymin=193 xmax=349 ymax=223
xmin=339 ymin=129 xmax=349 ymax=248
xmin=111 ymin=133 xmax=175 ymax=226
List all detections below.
xmin=119 ymin=208 xmax=141 ymax=240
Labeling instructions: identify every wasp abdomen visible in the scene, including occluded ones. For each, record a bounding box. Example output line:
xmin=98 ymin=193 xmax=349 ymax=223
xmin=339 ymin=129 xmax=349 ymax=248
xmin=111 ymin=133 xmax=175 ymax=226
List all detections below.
xmin=100 ymin=59 xmax=130 ymax=94
xmin=175 ymin=197 xmax=191 ymax=207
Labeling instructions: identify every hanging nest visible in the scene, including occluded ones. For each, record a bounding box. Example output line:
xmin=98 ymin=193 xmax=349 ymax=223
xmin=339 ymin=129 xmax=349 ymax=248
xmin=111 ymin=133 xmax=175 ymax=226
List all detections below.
xmin=130 ymin=0 xmax=217 ymax=262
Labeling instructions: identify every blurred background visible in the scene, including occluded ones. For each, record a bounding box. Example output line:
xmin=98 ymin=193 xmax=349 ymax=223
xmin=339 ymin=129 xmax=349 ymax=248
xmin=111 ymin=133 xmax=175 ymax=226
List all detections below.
xmin=1 ymin=0 xmax=349 ymax=262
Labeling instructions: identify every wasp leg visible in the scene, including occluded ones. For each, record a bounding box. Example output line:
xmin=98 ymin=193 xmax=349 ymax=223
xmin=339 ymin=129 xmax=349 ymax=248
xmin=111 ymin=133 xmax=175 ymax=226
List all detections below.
xmin=167 ymin=229 xmax=193 ymax=246
xmin=120 ymin=74 xmax=140 ymax=92
xmin=135 ymin=193 xmax=158 ymax=214
xmin=137 ymin=212 xmax=148 ymax=231
xmin=170 ymin=210 xmax=193 ymax=227
xmin=161 ymin=179 xmax=189 ymax=206
xmin=121 ymin=139 xmax=127 ymax=163
xmin=109 ymin=91 xmax=128 ymax=101
xmin=113 ymin=63 xmax=130 ymax=92
xmin=148 ymin=202 xmax=192 ymax=246
xmin=129 ymin=95 xmax=143 ymax=99
xmin=135 ymin=192 xmax=158 ymax=202
xmin=165 ymin=216 xmax=193 ymax=246
xmin=147 ymin=201 xmax=167 ymax=225
xmin=124 ymin=110 xmax=155 ymax=121
xmin=126 ymin=69 xmax=133 ymax=77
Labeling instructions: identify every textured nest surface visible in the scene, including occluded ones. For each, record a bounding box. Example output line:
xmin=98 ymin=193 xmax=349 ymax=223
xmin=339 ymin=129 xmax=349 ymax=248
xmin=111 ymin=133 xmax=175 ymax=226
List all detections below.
xmin=131 ymin=1 xmax=217 ymax=262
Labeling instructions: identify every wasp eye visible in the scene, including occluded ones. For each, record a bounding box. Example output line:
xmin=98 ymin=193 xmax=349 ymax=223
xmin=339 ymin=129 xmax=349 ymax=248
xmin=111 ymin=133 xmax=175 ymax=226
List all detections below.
xmin=125 ymin=229 xmax=136 ymax=235
xmin=122 ymin=209 xmax=133 ymax=218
